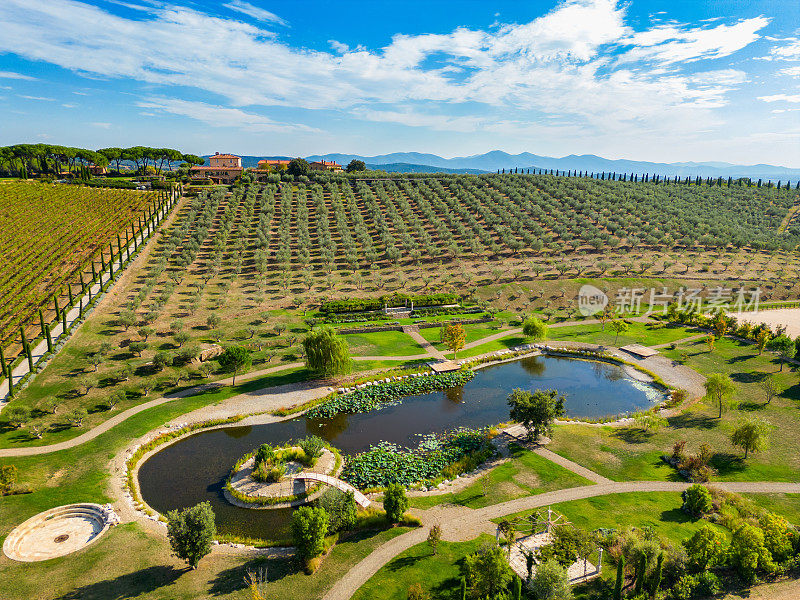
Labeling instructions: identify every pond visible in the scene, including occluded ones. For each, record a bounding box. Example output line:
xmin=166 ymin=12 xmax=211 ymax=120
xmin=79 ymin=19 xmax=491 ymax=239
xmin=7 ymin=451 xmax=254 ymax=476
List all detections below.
xmin=137 ymin=355 xmax=664 ymax=541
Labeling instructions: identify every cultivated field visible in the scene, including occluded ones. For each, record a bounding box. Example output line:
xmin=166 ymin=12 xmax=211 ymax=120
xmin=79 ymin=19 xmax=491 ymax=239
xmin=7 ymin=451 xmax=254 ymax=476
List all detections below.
xmin=0 ymin=181 xmax=160 ymax=350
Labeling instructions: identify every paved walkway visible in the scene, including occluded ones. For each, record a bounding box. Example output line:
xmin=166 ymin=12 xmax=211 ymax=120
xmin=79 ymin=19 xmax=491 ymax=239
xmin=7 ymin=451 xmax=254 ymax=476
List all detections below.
xmin=532 ymin=447 xmax=612 ymax=484
xmin=321 ymin=480 xmax=800 ymax=600
xmin=0 ymin=201 xmax=174 ymax=406
xmin=402 ymin=325 xmax=447 ymax=359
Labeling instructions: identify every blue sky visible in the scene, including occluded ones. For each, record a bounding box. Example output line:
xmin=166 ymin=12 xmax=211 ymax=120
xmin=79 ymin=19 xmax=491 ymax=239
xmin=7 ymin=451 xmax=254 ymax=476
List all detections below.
xmin=1 ymin=0 xmax=799 ymax=165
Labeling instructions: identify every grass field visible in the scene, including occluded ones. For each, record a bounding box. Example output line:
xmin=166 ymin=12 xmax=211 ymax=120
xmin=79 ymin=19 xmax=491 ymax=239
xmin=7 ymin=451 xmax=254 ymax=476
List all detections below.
xmin=408 ymin=444 xmax=593 ymax=510
xmin=549 ymin=336 xmax=800 ymax=483
xmin=342 ymin=330 xmax=425 ymax=356
xmin=0 ymin=181 xmax=160 ymax=351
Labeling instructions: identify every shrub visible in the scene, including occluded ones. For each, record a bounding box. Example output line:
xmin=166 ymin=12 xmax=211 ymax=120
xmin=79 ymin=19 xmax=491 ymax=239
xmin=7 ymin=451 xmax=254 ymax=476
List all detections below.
xmin=682 ymin=484 xmax=712 ymax=517
xmin=254 ymin=443 xmax=275 ymax=466
xmin=316 ymin=488 xmax=357 ymax=533
xmin=383 ymin=483 xmax=408 ymax=524
xmin=298 ymin=436 xmax=325 ymax=464
xmin=529 ymin=558 xmax=572 ymax=600
xmin=669 ymin=575 xmax=697 ymax=600
xmin=696 ymin=571 xmax=721 ymax=596
xmin=291 ymin=506 xmax=329 ymax=564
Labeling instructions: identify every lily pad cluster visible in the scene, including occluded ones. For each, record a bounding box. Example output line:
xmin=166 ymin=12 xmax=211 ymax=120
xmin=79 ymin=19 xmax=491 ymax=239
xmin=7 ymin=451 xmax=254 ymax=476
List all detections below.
xmin=341 ymin=428 xmax=489 ymax=488
xmin=306 ymin=370 xmax=476 ymax=420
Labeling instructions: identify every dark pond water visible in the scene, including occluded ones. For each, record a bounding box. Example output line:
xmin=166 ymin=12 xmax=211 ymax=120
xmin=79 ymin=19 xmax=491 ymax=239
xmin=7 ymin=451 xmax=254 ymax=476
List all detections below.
xmin=138 ymin=356 xmax=663 ymax=541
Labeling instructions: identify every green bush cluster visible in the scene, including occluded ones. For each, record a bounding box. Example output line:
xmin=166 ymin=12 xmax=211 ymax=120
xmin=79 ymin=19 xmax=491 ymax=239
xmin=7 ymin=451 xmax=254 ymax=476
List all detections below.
xmin=320 ymin=292 xmax=459 ymax=314
xmin=306 ymin=370 xmax=475 ymax=420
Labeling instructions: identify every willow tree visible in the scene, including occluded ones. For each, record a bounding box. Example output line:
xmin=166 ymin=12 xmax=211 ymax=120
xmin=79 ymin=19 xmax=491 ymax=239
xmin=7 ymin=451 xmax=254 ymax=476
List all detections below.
xmin=303 ymin=326 xmax=352 ymax=377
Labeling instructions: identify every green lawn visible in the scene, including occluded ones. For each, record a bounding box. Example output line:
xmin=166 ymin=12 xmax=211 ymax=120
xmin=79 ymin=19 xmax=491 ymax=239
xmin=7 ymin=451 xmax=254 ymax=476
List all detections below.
xmin=342 ymin=330 xmax=425 ymax=356
xmin=459 ymin=335 xmax=529 ymax=358
xmin=0 ymin=520 xmax=412 ymax=600
xmin=409 ymin=445 xmax=593 ymax=510
xmin=549 ymin=336 xmax=800 ymax=483
xmin=549 ymin=321 xmax=700 ymax=347
xmin=351 ymin=535 xmax=490 ymax=600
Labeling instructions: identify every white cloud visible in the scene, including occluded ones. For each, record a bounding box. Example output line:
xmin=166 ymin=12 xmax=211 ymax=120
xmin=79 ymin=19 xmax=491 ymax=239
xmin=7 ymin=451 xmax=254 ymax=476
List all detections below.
xmin=759 ymin=94 xmax=800 ymax=103
xmin=18 ymin=94 xmax=54 ymax=101
xmin=0 ymin=0 xmax=771 ymax=143
xmin=763 ymin=38 xmax=800 ymax=61
xmin=779 ymin=66 xmax=800 ymax=78
xmin=223 ymin=0 xmax=286 ymax=26
xmin=91 ymin=122 xmax=111 ymax=128
xmin=0 ymin=70 xmax=36 ymax=80
xmin=621 ymin=16 xmax=769 ymax=65
xmin=136 ymin=97 xmax=321 ymax=133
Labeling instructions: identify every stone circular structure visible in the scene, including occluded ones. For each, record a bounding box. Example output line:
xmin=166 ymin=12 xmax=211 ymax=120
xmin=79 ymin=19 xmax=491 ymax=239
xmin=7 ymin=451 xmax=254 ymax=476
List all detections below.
xmin=3 ymin=503 xmax=112 ymax=562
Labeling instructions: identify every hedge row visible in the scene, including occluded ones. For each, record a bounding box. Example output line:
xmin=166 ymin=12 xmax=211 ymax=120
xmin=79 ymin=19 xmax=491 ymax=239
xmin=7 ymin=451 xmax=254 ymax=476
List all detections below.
xmin=320 ymin=293 xmax=459 ymax=314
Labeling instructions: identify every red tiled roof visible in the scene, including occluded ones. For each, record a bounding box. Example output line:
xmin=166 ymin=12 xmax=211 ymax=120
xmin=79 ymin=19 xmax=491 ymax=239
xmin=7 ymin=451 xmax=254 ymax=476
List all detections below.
xmin=258 ymin=159 xmax=291 ymax=165
xmin=191 ymin=166 xmax=243 ymax=171
xmin=211 ymin=153 xmax=240 ymax=159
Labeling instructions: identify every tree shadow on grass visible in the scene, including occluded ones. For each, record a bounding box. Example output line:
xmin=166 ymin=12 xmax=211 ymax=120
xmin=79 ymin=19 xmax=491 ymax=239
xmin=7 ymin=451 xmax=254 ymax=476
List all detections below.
xmin=667 ymin=413 xmax=718 ymax=430
xmin=386 ymin=554 xmax=425 ymax=572
xmin=612 ymin=427 xmax=655 ymax=444
xmin=659 ymin=507 xmax=694 ymax=525
xmin=737 ymin=401 xmax=766 ymax=412
xmin=54 ymin=565 xmax=185 ymax=600
xmin=207 ymin=556 xmax=296 ymax=597
xmin=711 ymin=452 xmax=746 ymax=477
xmin=730 ymin=371 xmax=768 ymax=384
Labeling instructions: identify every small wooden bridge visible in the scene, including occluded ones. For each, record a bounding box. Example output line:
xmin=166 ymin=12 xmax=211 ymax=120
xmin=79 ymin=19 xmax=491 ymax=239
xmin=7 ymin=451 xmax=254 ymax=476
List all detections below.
xmin=289 ymin=473 xmax=371 ymax=508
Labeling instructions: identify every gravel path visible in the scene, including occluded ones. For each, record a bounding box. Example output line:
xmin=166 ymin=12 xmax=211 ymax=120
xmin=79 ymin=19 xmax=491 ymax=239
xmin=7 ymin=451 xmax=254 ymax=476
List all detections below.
xmin=532 ymin=447 xmax=612 ymax=483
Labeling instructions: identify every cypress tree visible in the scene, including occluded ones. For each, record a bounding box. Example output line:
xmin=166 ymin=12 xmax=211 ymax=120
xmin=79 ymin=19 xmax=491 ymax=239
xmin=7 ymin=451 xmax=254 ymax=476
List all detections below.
xmin=39 ymin=309 xmax=46 ymax=338
xmin=53 ymin=295 xmax=60 ymax=320
xmin=758 ymin=178 xmax=762 ymax=188
xmin=8 ymin=368 xmax=14 ymax=396
xmin=23 ymin=333 xmax=34 ymax=374
xmin=68 ymin=284 xmax=73 ymax=306
xmin=613 ymin=556 xmax=624 ymax=600
xmin=649 ymin=552 xmax=664 ymax=599
xmin=0 ymin=345 xmax=6 ymax=379
xmin=62 ymin=309 xmax=67 ymax=334
xmin=109 ymin=244 xmax=115 ymax=279
xmin=460 ymin=577 xmax=467 ymax=600
xmin=79 ymin=271 xmax=85 ymax=294
xmin=91 ymin=258 xmax=97 ymax=282
xmin=45 ymin=323 xmax=52 ymax=353
xmin=634 ymin=553 xmax=647 ymax=595
xmin=513 ymin=575 xmax=522 ymax=600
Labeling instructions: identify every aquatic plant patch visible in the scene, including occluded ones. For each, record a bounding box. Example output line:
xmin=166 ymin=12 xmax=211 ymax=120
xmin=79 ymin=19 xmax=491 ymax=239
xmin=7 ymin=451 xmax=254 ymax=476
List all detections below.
xmin=305 ymin=370 xmax=476 ymax=419
xmin=341 ymin=429 xmax=492 ymax=488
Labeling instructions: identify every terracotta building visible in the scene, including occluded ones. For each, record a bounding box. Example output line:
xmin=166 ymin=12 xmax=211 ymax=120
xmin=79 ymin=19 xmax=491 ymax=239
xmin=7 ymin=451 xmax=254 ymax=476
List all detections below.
xmin=190 ymin=152 xmax=243 ymax=184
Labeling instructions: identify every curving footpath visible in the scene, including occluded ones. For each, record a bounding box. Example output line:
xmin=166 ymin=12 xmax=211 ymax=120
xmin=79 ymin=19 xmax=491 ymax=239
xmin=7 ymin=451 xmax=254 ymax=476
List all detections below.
xmin=322 ymin=480 xmax=800 ymax=600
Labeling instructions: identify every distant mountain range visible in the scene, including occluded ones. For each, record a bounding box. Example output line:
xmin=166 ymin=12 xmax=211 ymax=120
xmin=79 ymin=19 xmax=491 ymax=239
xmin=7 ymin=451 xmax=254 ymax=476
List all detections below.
xmin=208 ymin=152 xmax=800 ymax=180
xmin=306 ymin=151 xmax=800 ymax=180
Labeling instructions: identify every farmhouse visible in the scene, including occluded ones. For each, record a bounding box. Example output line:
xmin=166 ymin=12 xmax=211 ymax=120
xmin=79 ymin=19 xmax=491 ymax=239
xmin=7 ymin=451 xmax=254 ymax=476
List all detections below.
xmin=309 ymin=160 xmax=343 ymax=172
xmin=257 ymin=159 xmax=291 ymax=171
xmin=190 ymin=152 xmax=243 ymax=184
